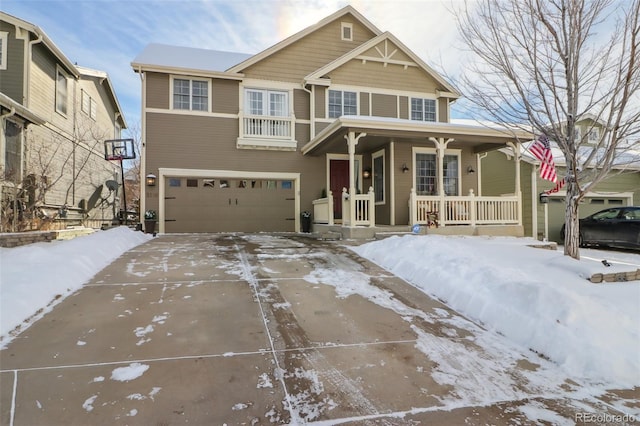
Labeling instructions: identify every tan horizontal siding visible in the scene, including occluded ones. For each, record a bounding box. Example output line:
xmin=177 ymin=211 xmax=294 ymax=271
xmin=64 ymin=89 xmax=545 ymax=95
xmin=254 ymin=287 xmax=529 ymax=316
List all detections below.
xmin=146 ymin=72 xmax=169 ymax=109
xmin=294 ymin=88 xmax=310 ymax=120
xmin=438 ymin=98 xmax=449 ymax=123
xmin=212 ymin=79 xmax=239 ymax=114
xmin=371 ymin=93 xmax=397 ymax=118
xmin=329 ymin=59 xmax=439 ymax=93
xmin=360 ymin=92 xmax=370 ymax=116
xmin=241 ymin=15 xmax=377 ymax=82
xmin=398 ymin=96 xmax=408 ymax=119
xmin=295 ymin=122 xmax=310 ymax=146
xmin=315 ymin=86 xmax=326 ymax=119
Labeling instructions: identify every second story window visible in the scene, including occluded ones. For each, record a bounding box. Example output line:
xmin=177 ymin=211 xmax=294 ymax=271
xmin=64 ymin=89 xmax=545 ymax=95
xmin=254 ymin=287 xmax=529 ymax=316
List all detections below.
xmin=173 ymin=78 xmax=208 ymax=111
xmin=411 ymin=98 xmax=436 ymax=122
xmin=56 ymin=67 xmax=68 ymax=115
xmin=588 ymin=127 xmax=600 ymax=142
xmin=245 ymin=89 xmax=288 ymax=117
xmin=328 ymin=90 xmax=357 ymax=118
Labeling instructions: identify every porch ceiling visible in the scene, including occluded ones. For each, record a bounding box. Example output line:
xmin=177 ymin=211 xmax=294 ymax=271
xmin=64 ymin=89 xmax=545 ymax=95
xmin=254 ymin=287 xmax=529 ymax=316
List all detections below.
xmin=301 ymin=116 xmax=533 ymax=156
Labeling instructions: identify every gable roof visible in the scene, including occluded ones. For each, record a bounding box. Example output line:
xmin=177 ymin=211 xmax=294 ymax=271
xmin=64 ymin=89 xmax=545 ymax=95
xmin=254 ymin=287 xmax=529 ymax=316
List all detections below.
xmin=1 ymin=11 xmax=79 ymax=78
xmin=226 ymin=5 xmax=382 ymax=73
xmin=304 ymin=31 xmax=460 ymax=97
xmin=76 ymin=66 xmax=127 ymax=129
xmin=131 ymin=43 xmax=251 ymax=77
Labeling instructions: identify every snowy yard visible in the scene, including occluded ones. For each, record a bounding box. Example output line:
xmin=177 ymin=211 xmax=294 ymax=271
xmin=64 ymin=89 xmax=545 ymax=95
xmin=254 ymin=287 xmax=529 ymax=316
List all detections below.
xmin=352 ymin=235 xmax=640 ymax=389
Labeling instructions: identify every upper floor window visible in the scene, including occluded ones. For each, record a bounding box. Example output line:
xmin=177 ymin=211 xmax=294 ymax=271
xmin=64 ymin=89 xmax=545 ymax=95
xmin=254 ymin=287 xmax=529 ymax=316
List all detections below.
xmin=173 ymin=78 xmax=209 ymax=111
xmin=245 ymin=89 xmax=288 ymax=117
xmin=588 ymin=127 xmax=600 ymax=142
xmin=411 ymin=98 xmax=436 ymax=122
xmin=328 ymin=90 xmax=357 ymax=118
xmin=0 ymin=32 xmax=8 ymax=70
xmin=81 ymin=90 xmax=97 ymax=120
xmin=56 ymin=67 xmax=69 ymax=115
xmin=341 ymin=22 xmax=353 ymax=41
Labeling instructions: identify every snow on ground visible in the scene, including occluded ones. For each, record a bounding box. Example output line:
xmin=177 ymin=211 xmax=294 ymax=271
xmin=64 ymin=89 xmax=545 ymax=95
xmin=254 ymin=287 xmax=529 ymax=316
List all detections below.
xmin=0 ymin=227 xmax=152 ymax=346
xmin=352 ymin=235 xmax=640 ymax=388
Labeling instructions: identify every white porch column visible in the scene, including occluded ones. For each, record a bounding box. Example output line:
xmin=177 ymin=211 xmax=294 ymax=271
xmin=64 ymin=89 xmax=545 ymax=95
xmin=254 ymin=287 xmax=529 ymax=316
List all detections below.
xmin=507 ymin=141 xmax=523 ymax=225
xmin=345 ymin=131 xmax=367 ymax=227
xmin=428 ymin=137 xmax=454 ymax=227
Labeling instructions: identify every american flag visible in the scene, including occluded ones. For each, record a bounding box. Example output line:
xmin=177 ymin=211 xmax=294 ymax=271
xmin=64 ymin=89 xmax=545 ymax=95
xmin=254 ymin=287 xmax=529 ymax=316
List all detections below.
xmin=529 ymin=134 xmax=557 ymax=183
xmin=544 ymin=176 xmax=566 ymax=194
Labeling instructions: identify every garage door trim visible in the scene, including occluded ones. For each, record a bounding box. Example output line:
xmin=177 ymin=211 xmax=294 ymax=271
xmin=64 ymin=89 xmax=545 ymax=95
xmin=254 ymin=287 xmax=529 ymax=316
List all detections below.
xmin=158 ymin=167 xmax=300 ymax=234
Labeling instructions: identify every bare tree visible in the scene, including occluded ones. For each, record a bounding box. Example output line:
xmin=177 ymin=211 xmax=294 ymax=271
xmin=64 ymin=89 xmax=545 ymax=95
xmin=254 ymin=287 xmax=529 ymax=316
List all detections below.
xmin=454 ymin=0 xmax=640 ymax=259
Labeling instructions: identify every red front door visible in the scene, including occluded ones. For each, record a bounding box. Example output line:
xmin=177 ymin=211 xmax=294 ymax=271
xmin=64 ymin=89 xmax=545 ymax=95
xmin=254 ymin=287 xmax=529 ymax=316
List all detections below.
xmin=330 ymin=160 xmax=350 ymax=220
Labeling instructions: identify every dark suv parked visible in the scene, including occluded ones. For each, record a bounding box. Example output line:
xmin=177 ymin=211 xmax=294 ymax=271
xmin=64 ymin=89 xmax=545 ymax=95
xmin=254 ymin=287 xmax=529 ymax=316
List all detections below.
xmin=560 ymin=206 xmax=640 ymax=250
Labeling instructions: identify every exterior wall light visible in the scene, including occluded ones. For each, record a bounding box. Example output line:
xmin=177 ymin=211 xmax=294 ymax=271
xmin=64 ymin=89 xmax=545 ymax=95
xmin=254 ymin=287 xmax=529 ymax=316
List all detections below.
xmin=467 ymin=166 xmax=476 ymax=174
xmin=146 ymin=173 xmax=157 ymax=187
xmin=363 ymin=168 xmax=371 ymax=179
xmin=402 ymin=163 xmax=409 ymax=173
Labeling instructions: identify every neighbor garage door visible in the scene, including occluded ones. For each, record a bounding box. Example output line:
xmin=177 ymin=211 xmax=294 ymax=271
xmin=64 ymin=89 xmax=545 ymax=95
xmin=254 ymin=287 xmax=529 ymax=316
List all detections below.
xmin=163 ymin=177 xmax=295 ymax=233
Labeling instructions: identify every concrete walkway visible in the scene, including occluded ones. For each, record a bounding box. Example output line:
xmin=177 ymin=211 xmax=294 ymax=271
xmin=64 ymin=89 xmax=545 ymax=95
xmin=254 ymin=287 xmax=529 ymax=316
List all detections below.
xmin=0 ymin=234 xmax=634 ymax=425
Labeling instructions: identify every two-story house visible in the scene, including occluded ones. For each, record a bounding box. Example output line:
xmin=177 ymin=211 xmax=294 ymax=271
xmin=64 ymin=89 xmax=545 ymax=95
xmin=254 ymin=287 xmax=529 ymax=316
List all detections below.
xmin=480 ymin=114 xmax=640 ymax=243
xmin=133 ymin=6 xmax=532 ymax=237
xmin=0 ymin=12 xmax=127 ymax=232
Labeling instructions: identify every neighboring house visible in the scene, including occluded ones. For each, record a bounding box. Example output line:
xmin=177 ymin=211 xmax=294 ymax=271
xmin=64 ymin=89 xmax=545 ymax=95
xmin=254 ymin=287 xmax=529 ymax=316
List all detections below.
xmin=132 ymin=6 xmax=532 ymax=237
xmin=481 ymin=116 xmax=640 ymax=243
xmin=0 ymin=12 xmax=127 ymax=232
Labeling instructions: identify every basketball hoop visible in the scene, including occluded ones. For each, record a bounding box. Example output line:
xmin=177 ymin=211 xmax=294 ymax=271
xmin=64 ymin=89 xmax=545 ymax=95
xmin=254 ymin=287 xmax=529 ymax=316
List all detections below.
xmin=104 ymin=139 xmax=136 ymax=161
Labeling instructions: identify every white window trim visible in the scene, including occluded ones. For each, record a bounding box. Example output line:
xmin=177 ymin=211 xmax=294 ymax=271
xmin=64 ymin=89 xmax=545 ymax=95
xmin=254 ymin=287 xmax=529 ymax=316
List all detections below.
xmin=327 ymin=89 xmax=358 ymax=119
xmin=409 ymin=97 xmax=438 ymax=122
xmin=412 ymin=147 xmax=462 ymax=196
xmin=244 ymin=87 xmax=290 ymax=117
xmin=341 ymin=22 xmax=353 ymax=41
xmin=326 ymin=153 xmax=364 ymax=194
xmin=169 ymin=75 xmax=212 ymax=112
xmin=0 ymin=32 xmax=8 ymax=71
xmin=55 ymin=65 xmax=69 ymax=116
xmin=372 ymin=148 xmax=385 ymax=205
xmin=1 ymin=119 xmax=24 ymax=182
xmin=588 ymin=127 xmax=599 ymax=142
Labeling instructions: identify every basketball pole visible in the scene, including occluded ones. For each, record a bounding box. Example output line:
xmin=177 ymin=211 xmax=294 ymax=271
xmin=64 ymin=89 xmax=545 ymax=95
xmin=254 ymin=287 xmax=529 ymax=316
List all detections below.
xmin=120 ymin=157 xmax=127 ymax=226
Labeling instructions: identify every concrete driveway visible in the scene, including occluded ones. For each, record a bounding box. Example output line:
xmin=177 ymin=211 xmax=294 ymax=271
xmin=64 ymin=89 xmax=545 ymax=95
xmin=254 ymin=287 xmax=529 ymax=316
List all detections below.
xmin=0 ymin=234 xmax=634 ymax=425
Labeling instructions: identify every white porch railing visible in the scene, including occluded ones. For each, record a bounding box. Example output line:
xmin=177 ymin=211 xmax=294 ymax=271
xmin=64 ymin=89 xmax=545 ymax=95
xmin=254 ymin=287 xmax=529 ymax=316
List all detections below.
xmin=312 ymin=191 xmax=334 ymax=225
xmin=243 ymin=116 xmax=292 ymax=138
xmin=342 ymin=187 xmax=375 ymax=227
xmin=410 ymin=189 xmax=521 ymax=227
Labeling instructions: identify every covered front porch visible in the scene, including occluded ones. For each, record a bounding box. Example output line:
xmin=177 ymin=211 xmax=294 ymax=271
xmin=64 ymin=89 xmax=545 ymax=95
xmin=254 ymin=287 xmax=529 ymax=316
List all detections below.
xmin=302 ymin=116 xmax=532 ymax=239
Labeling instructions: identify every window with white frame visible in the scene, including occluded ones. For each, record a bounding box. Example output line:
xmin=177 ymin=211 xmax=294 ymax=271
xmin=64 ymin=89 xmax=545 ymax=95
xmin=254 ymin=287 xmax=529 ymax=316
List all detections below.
xmin=56 ymin=67 xmax=69 ymax=115
xmin=410 ymin=98 xmax=436 ymax=122
xmin=328 ymin=90 xmax=357 ymax=118
xmin=414 ymin=148 xmax=460 ymax=196
xmin=372 ymin=149 xmax=385 ymax=203
xmin=173 ymin=77 xmax=209 ymax=111
xmin=245 ymin=89 xmax=288 ymax=117
xmin=588 ymin=127 xmax=600 ymax=142
xmin=0 ymin=32 xmax=8 ymax=70
xmin=341 ymin=22 xmax=353 ymax=41
xmin=4 ymin=120 xmax=23 ymax=182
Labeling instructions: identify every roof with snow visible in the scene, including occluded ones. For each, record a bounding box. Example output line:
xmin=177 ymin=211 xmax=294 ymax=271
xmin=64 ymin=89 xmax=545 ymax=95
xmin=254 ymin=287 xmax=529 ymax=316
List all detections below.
xmin=131 ymin=43 xmax=252 ymax=74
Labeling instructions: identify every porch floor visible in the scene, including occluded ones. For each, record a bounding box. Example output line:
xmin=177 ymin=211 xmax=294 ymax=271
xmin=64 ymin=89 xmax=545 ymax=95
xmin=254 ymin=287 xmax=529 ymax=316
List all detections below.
xmin=312 ymin=223 xmax=524 ymax=240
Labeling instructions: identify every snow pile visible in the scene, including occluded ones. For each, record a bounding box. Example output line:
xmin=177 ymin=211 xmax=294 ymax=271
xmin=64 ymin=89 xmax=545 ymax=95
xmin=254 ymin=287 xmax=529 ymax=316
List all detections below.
xmin=0 ymin=227 xmax=152 ymax=344
xmin=352 ymin=235 xmax=640 ymax=387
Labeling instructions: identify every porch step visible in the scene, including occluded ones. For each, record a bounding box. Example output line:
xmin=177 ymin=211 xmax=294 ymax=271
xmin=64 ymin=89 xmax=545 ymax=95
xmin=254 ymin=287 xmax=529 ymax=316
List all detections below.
xmin=374 ymin=231 xmax=415 ymax=240
xmin=319 ymin=231 xmax=342 ymax=241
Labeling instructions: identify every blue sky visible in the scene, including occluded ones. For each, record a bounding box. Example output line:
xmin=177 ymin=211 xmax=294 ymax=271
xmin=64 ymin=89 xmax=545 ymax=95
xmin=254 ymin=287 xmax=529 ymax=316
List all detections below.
xmin=3 ymin=0 xmax=468 ymax=134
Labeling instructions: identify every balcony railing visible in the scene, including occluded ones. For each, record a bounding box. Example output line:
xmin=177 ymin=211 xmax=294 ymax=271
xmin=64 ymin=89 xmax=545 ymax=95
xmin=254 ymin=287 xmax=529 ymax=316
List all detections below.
xmin=243 ymin=116 xmax=292 ymax=138
xmin=410 ymin=189 xmax=521 ymax=227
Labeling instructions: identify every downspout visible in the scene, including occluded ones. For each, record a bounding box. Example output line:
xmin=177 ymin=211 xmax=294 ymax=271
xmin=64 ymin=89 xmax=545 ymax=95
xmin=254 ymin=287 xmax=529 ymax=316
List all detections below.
xmin=138 ymin=66 xmax=147 ymax=229
xmin=25 ymin=33 xmax=44 ymax=107
xmin=477 ymin=152 xmax=487 ymax=196
xmin=301 ymin=82 xmax=314 ymax=138
xmin=531 ymin=162 xmax=539 ymax=239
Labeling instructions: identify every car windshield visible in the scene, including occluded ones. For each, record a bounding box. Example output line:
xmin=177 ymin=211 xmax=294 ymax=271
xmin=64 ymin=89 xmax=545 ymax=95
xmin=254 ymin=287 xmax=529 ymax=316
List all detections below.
xmin=591 ymin=209 xmax=621 ymax=220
